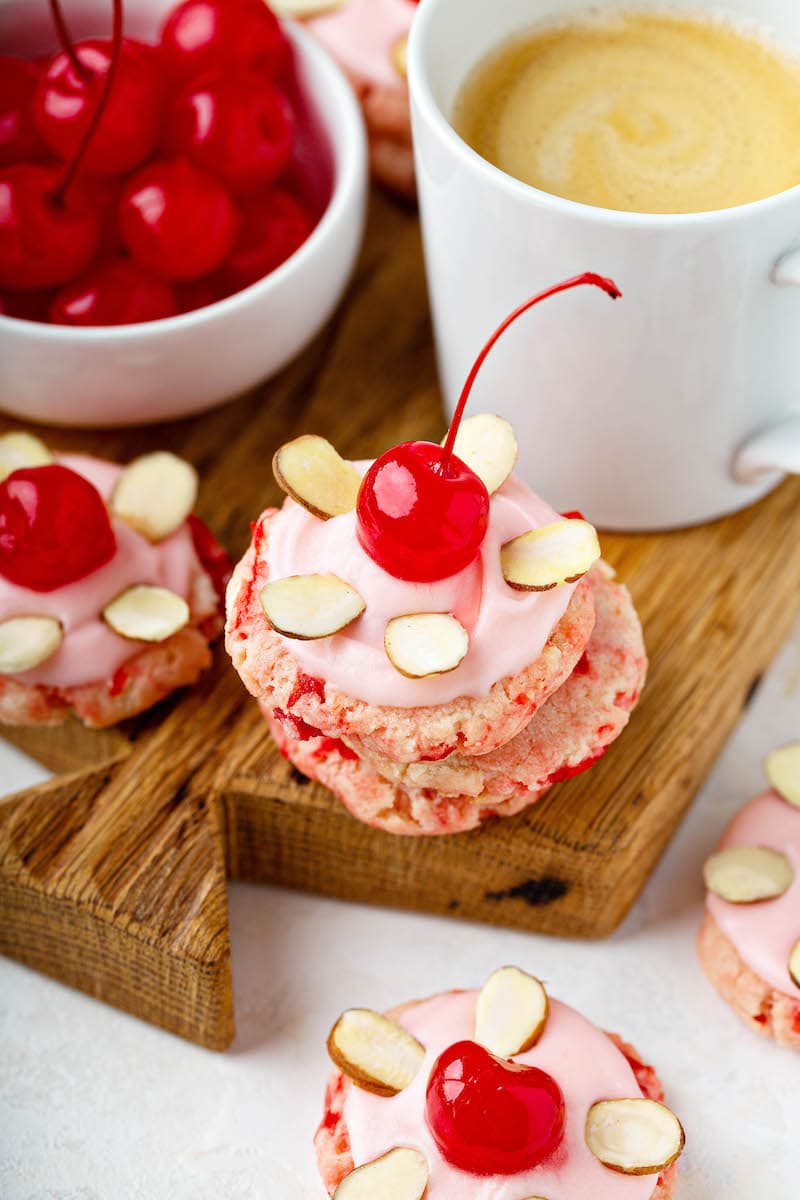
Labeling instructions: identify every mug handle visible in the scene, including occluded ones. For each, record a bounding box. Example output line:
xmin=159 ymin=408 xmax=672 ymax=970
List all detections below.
xmin=732 ymin=250 xmax=800 ymax=483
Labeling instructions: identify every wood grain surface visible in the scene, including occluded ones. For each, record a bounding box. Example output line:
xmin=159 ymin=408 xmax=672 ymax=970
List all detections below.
xmin=1 ymin=190 xmax=799 ymax=1048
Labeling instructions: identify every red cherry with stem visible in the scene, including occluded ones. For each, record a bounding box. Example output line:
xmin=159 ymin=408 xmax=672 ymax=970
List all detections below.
xmin=0 ymin=163 xmax=100 ymax=291
xmin=160 ymin=0 xmax=290 ymax=85
xmin=425 ymin=1040 xmax=566 ymax=1176
xmin=0 ymin=464 xmax=117 ymax=592
xmin=34 ymin=38 xmax=162 ymax=175
xmin=0 ymin=56 xmax=48 ymax=167
xmin=165 ymin=74 xmax=295 ymax=197
xmin=50 ymin=257 xmax=177 ymax=326
xmin=356 ymin=273 xmax=621 ymax=582
xmin=119 ymin=158 xmax=239 ymax=281
xmin=220 ymin=188 xmax=313 ymax=292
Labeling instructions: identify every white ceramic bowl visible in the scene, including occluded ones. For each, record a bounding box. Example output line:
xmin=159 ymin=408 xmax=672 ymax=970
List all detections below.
xmin=0 ymin=0 xmax=367 ymax=427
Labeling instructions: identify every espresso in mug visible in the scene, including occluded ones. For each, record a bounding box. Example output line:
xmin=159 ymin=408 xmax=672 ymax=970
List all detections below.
xmin=453 ymin=9 xmax=800 ymax=214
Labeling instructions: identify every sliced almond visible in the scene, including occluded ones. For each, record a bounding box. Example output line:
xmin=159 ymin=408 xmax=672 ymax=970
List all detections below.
xmin=333 ymin=1148 xmax=428 ymax=1200
xmin=443 ymin=414 xmax=518 ymax=495
xmin=261 ymin=574 xmax=365 ymax=640
xmin=0 ymin=432 xmax=53 ymax=482
xmin=327 ymin=1008 xmax=425 ymax=1097
xmin=586 ymin=1099 xmax=685 ymax=1175
xmin=501 ymin=519 xmax=600 ymax=592
xmin=392 ymin=34 xmax=408 ymax=79
xmin=273 ymin=434 xmax=361 ymax=521
xmin=269 ymin=0 xmax=346 ymax=15
xmin=703 ymin=845 xmax=793 ymax=904
xmin=475 ymin=966 xmax=549 ymax=1058
xmin=765 ymin=742 xmax=800 ymax=809
xmin=385 ymin=613 xmax=468 ymax=678
xmin=103 ymin=585 xmax=190 ymax=642
xmin=111 ymin=451 xmax=198 ymax=542
xmin=789 ymin=940 xmax=800 ymax=989
xmin=0 ymin=616 xmax=63 ymax=674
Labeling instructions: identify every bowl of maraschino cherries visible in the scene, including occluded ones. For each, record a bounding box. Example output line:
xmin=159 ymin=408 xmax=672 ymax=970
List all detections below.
xmin=0 ymin=0 xmax=367 ymax=426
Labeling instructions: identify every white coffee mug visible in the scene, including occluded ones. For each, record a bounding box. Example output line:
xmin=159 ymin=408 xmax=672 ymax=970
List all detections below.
xmin=407 ymin=0 xmax=800 ymax=529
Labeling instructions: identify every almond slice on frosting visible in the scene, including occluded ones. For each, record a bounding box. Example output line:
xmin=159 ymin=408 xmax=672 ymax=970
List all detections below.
xmin=475 ymin=966 xmax=549 ymax=1057
xmin=327 ymin=1008 xmax=426 ymax=1097
xmin=333 ymin=1148 xmax=429 ymax=1200
xmin=384 ymin=613 xmax=468 ymax=678
xmin=443 ymin=413 xmax=518 ymax=495
xmin=273 ymin=434 xmax=361 ymax=520
xmin=0 ymin=616 xmax=63 ymax=674
xmin=103 ymin=585 xmax=190 ymax=642
xmin=789 ymin=940 xmax=800 ymax=988
xmin=392 ymin=34 xmax=408 ymax=79
xmin=0 ymin=432 xmax=53 ymax=482
xmin=269 ymin=0 xmax=345 ymax=16
xmin=586 ymin=1098 xmax=685 ymax=1175
xmin=261 ymin=574 xmax=365 ymax=640
xmin=501 ymin=519 xmax=600 ymax=591
xmin=111 ymin=451 xmax=198 ymax=542
xmin=703 ymin=845 xmax=794 ymax=904
xmin=765 ymin=742 xmax=800 ymax=809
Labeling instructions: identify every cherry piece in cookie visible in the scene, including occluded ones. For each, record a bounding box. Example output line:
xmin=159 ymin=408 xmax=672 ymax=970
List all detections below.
xmin=0 ymin=56 xmax=46 ymax=167
xmin=160 ymin=0 xmax=290 ymax=84
xmin=165 ymin=75 xmax=295 ymax=197
xmin=356 ymin=273 xmax=620 ymax=583
xmin=0 ymin=164 xmax=100 ymax=292
xmin=221 ymin=188 xmax=314 ymax=291
xmin=34 ymin=38 xmax=162 ymax=175
xmin=50 ymin=257 xmax=177 ymax=326
xmin=425 ymin=1039 xmax=566 ymax=1175
xmin=119 ymin=159 xmax=239 ymax=281
xmin=0 ymin=464 xmax=116 ymax=592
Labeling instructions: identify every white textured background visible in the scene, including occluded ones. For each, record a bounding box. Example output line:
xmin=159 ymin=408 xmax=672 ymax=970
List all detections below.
xmin=1 ymin=623 xmax=799 ymax=1200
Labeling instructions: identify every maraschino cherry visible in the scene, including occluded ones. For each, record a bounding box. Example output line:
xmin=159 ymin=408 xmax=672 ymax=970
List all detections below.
xmin=50 ymin=257 xmax=177 ymax=325
xmin=0 ymin=464 xmax=116 ymax=592
xmin=165 ymin=74 xmax=295 ymax=197
xmin=119 ymin=157 xmax=239 ymax=280
xmin=356 ymin=273 xmax=621 ymax=583
xmin=160 ymin=0 xmax=289 ymax=84
xmin=425 ymin=1039 xmax=566 ymax=1176
xmin=221 ymin=188 xmax=313 ymax=291
xmin=0 ymin=56 xmax=46 ymax=166
xmin=34 ymin=36 xmax=161 ymax=175
xmin=0 ymin=163 xmax=100 ymax=291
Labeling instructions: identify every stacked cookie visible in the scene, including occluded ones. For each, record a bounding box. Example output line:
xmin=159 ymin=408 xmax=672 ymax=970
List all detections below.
xmin=226 ymin=412 xmax=646 ymax=834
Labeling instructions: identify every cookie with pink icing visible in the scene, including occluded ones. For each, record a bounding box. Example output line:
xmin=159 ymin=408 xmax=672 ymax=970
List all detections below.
xmin=315 ymin=968 xmax=684 ymax=1197
xmin=271 ymin=0 xmax=417 ymax=197
xmin=0 ymin=433 xmax=230 ymax=728
xmin=698 ymin=745 xmax=800 ymax=1049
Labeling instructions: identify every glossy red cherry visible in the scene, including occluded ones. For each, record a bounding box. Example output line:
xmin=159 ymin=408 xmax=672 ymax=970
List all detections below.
xmin=220 ymin=188 xmax=313 ymax=292
xmin=357 ymin=273 xmax=622 ymax=582
xmin=0 ymin=163 xmax=100 ymax=291
xmin=160 ymin=0 xmax=290 ymax=84
xmin=357 ymin=441 xmax=489 ymax=583
xmin=34 ymin=38 xmax=162 ymax=175
xmin=425 ymin=1040 xmax=566 ymax=1176
xmin=0 ymin=56 xmax=47 ymax=166
xmin=119 ymin=158 xmax=239 ymax=281
xmin=165 ymin=74 xmax=295 ymax=196
xmin=50 ymin=257 xmax=177 ymax=326
xmin=0 ymin=464 xmax=117 ymax=592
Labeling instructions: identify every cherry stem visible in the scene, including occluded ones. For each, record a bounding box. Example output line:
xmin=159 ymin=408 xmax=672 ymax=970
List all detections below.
xmin=52 ymin=0 xmax=124 ymax=206
xmin=48 ymin=0 xmax=89 ymax=80
xmin=439 ymin=272 xmax=622 ymax=476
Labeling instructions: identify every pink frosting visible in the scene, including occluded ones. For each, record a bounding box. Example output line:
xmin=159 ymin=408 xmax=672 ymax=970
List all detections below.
xmin=0 ymin=454 xmax=202 ymax=689
xmin=344 ymin=989 xmax=657 ymax=1200
xmin=264 ymin=468 xmax=581 ymax=707
xmin=307 ymin=0 xmax=413 ymax=91
xmin=706 ymin=790 xmax=800 ymax=998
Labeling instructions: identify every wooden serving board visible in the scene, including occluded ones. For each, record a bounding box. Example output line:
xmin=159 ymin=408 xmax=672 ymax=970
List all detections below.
xmin=2 ymin=190 xmax=799 ymax=1051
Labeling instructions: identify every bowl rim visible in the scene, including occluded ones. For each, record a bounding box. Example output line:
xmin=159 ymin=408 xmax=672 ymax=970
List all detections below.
xmin=0 ymin=20 xmax=368 ymax=341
